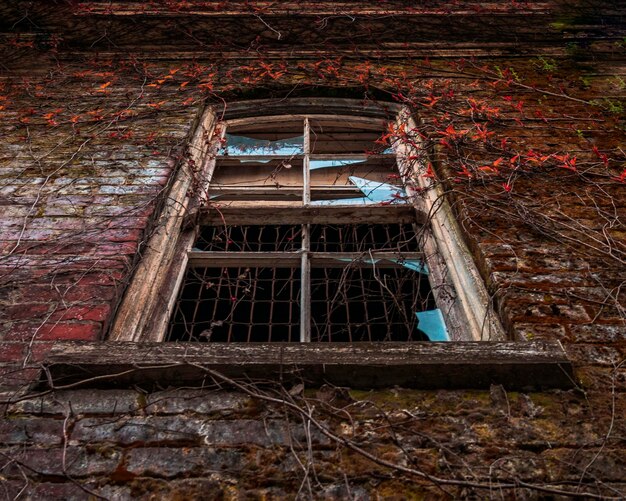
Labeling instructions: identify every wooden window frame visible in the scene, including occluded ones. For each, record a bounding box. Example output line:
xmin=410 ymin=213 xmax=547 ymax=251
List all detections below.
xmin=109 ymin=99 xmax=505 ymax=343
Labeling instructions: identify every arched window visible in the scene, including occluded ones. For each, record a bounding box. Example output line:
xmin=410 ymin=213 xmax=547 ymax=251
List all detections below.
xmin=109 ymin=99 xmax=504 ymax=343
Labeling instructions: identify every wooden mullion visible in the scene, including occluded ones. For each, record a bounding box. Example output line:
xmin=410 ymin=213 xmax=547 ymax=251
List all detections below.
xmin=208 ymin=186 xmax=364 ymax=199
xmin=311 ymin=252 xmax=423 ymax=266
xmin=303 ymin=117 xmax=311 ymax=206
xmin=301 ymin=224 xmax=311 ymax=343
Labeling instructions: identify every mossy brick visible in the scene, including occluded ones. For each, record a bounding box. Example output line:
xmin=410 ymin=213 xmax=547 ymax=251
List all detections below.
xmin=510 ymin=303 xmax=591 ymax=324
xmin=145 ymin=389 xmax=253 ymax=416
xmin=0 ymin=418 xmax=64 ymax=445
xmin=543 ymin=448 xmax=626 ymax=482
xmin=72 ymin=416 xmax=329 ymax=447
xmin=125 ymin=447 xmax=243 ymax=478
xmin=513 ymin=322 xmax=568 ymax=341
xmin=569 ymin=323 xmax=626 ymax=343
xmin=11 ymin=389 xmax=143 ymax=416
xmin=491 ymin=271 xmax=599 ymax=288
xmin=127 ymin=478 xmax=227 ymax=500
xmin=0 ymin=481 xmax=106 ymax=501
xmin=2 ymin=446 xmax=122 ymax=478
xmin=575 ymin=366 xmax=626 ymax=392
xmin=564 ymin=344 xmax=624 ymax=366
xmin=313 ymin=484 xmax=370 ymax=500
xmin=71 ymin=416 xmax=208 ymax=446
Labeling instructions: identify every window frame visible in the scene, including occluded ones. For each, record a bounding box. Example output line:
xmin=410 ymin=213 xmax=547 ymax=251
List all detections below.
xmin=108 ymin=99 xmax=505 ymax=343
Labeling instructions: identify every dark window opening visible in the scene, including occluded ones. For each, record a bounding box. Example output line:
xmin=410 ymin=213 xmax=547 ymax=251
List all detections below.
xmin=196 ymin=225 xmax=302 ymax=252
xmin=168 ymin=267 xmax=301 ymax=342
xmin=309 ymin=223 xmax=418 ymax=253
xmin=310 ymin=266 xmax=433 ymax=342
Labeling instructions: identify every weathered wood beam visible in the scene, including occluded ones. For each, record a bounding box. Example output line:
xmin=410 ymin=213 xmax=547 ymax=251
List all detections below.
xmin=188 ymin=251 xmax=424 ymax=268
xmin=42 ymin=341 xmax=575 ymax=390
xmin=74 ymin=2 xmax=554 ymax=17
xmin=194 ymin=205 xmax=424 ymax=226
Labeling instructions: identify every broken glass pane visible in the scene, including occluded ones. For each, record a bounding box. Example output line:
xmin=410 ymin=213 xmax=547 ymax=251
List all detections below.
xmin=221 ymin=134 xmax=304 ymax=156
xmin=349 ymin=176 xmax=408 ymax=203
xmin=310 ymin=158 xmax=364 ymax=170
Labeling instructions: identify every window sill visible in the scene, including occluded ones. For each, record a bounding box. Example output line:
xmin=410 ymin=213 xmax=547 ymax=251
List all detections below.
xmin=42 ymin=341 xmax=574 ymax=391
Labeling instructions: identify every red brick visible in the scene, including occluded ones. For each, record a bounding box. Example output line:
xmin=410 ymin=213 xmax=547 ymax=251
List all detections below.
xmin=27 ymin=341 xmax=56 ymax=363
xmin=0 ymin=343 xmax=26 ymax=363
xmin=4 ymin=322 xmax=102 ymax=342
xmin=4 ymin=304 xmax=51 ymax=321
xmin=20 ymin=285 xmax=117 ymax=302
xmin=57 ymin=271 xmax=126 ymax=286
xmin=39 ymin=322 xmax=103 ymax=341
xmin=49 ymin=304 xmax=112 ymax=322
xmin=0 ymin=366 xmax=41 ymax=389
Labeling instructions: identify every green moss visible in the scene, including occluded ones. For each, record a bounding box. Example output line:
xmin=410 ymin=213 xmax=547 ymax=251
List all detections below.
xmin=535 ymin=56 xmax=558 ymax=73
xmin=347 ymin=388 xmax=434 ymax=410
xmin=136 ymin=392 xmax=148 ymax=411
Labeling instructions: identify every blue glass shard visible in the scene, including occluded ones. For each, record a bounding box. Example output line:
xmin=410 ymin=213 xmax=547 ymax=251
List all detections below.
xmin=348 ymin=176 xmax=407 ymax=203
xmin=309 ymin=197 xmax=373 ymax=206
xmin=310 ymin=158 xmax=364 ymax=170
xmin=388 ymin=259 xmax=429 ymax=275
xmin=222 ymin=134 xmax=304 ymax=156
xmin=415 ymin=309 xmax=449 ymax=341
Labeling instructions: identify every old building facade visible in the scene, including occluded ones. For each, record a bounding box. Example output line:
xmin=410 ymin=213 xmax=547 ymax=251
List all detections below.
xmin=0 ymin=0 xmax=625 ymax=498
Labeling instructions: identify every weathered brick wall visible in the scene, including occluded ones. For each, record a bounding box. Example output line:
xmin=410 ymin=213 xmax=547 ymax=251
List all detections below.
xmin=2 ymin=384 xmax=625 ymax=498
xmin=0 ymin=0 xmax=624 ymax=498
xmin=0 ymin=69 xmax=204 ymax=385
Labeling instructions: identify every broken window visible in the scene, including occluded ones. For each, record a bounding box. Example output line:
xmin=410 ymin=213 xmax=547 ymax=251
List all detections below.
xmin=109 ymin=100 xmax=504 ymax=344
xmin=165 ymin=115 xmax=449 ymax=343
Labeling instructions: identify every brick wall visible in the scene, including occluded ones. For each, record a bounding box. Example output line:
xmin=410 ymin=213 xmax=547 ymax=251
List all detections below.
xmin=0 ymin=0 xmax=624 ymax=498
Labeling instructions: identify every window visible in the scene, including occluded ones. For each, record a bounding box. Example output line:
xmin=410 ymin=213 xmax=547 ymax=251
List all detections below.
xmin=168 ymin=114 xmax=443 ymax=343
xmin=109 ymin=99 xmax=505 ymax=344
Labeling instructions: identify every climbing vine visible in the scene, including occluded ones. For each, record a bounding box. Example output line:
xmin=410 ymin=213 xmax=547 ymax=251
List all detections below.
xmin=0 ymin=0 xmax=625 ymax=498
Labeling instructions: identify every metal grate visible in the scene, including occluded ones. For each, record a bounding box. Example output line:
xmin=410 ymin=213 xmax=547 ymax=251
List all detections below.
xmin=310 ymin=266 xmax=433 ymax=342
xmin=309 ymin=223 xmax=419 ymax=253
xmin=196 ymin=225 xmax=302 ymax=252
xmin=167 ymin=267 xmax=301 ymax=342
xmin=167 ymin=222 xmax=434 ymax=343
